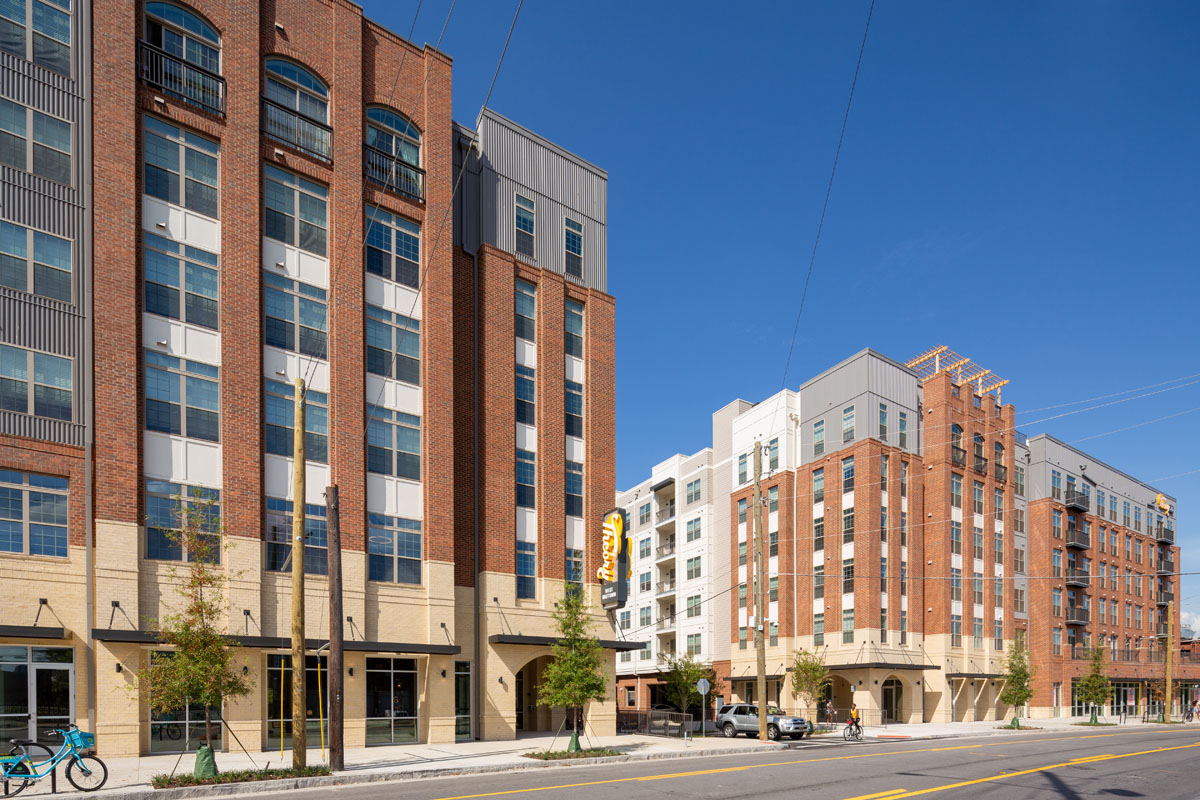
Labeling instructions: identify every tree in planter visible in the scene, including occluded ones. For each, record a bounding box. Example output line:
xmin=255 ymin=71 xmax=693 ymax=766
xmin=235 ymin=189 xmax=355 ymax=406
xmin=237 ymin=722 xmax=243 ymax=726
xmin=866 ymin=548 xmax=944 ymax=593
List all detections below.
xmin=662 ymin=654 xmax=717 ymax=724
xmin=999 ymin=641 xmax=1033 ymax=728
xmin=537 ymin=587 xmax=608 ymax=753
xmin=137 ymin=493 xmax=252 ymax=775
xmin=789 ymin=648 xmax=832 ymax=722
xmin=1076 ymin=646 xmax=1111 ymax=724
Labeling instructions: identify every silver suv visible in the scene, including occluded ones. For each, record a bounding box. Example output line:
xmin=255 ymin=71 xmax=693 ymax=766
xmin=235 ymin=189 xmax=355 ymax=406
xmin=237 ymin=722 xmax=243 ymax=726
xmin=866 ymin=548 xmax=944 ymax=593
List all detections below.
xmin=716 ymin=703 xmax=810 ymax=740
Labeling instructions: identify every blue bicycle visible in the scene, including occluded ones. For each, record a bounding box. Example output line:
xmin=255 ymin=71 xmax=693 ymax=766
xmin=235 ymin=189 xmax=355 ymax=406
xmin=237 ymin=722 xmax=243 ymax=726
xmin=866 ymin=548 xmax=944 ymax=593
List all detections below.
xmin=0 ymin=725 xmax=107 ymax=796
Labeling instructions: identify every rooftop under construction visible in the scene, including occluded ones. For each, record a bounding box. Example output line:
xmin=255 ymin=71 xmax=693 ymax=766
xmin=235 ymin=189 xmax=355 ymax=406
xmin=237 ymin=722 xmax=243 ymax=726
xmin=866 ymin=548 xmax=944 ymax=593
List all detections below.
xmin=907 ymin=345 xmax=1010 ymax=402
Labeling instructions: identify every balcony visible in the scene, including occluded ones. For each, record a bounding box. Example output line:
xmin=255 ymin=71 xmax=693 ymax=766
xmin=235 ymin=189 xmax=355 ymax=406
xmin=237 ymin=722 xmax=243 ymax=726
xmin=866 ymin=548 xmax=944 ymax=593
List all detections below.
xmin=655 ymin=580 xmax=676 ymax=595
xmin=1065 ymin=606 xmax=1090 ymax=625
xmin=137 ymin=41 xmax=225 ymax=116
xmin=656 ymin=502 xmax=676 ymax=525
xmin=655 ymin=542 xmax=676 ymax=560
xmin=1065 ymin=527 xmax=1090 ymax=549
xmin=1157 ymin=591 xmax=1174 ymax=606
xmin=1155 ymin=623 xmax=1170 ymax=638
xmin=1158 ymin=559 xmax=1176 ymax=575
xmin=364 ymin=145 xmax=426 ymax=203
xmin=994 ymin=463 xmax=1007 ymax=483
xmin=1065 ymin=567 xmax=1090 ymax=587
xmin=1112 ymin=649 xmax=1140 ymax=663
xmin=655 ymin=616 xmax=675 ymax=632
xmin=1064 ymin=489 xmax=1089 ymax=512
xmin=262 ymin=97 xmax=332 ymax=162
xmin=1156 ymin=524 xmax=1175 ymax=545
xmin=656 ymin=650 xmax=675 ymax=666
xmin=951 ymin=446 xmax=966 ymax=468
xmin=973 ymin=455 xmax=988 ymax=475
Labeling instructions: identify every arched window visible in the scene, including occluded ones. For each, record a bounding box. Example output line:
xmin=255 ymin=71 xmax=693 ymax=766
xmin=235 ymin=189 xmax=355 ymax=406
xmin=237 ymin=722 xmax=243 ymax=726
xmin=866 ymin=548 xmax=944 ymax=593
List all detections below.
xmin=263 ymin=58 xmax=330 ymax=160
xmin=140 ymin=3 xmax=223 ymax=114
xmin=973 ymin=433 xmax=985 ymax=459
xmin=951 ymin=424 xmax=963 ymax=448
xmin=365 ymin=106 xmax=423 ymax=201
xmin=994 ymin=441 xmax=1005 ymax=468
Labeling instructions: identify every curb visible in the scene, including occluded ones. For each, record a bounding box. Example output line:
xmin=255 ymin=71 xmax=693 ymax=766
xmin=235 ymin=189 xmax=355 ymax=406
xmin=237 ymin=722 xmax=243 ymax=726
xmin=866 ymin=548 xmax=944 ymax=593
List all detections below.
xmin=90 ymin=743 xmax=791 ymax=800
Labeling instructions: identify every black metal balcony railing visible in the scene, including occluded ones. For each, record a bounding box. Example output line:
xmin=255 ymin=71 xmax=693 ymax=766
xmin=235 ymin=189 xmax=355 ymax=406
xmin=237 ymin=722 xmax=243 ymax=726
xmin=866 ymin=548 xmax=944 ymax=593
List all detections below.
xmin=1065 ymin=527 xmax=1090 ymax=549
xmin=1065 ymin=606 xmax=1090 ymax=625
xmin=656 ymin=503 xmax=676 ymax=524
xmin=1158 ymin=559 xmax=1176 ymax=575
xmin=1064 ymin=489 xmax=1089 ymax=512
xmin=973 ymin=455 xmax=988 ymax=475
xmin=1157 ymin=591 xmax=1174 ymax=605
xmin=1156 ymin=623 xmax=1170 ymax=637
xmin=1065 ymin=567 xmax=1090 ymax=586
xmin=364 ymin=145 xmax=426 ymax=203
xmin=262 ymin=97 xmax=332 ymax=162
xmin=138 ymin=41 xmax=225 ymax=116
xmin=951 ymin=446 xmax=966 ymax=467
xmin=994 ymin=463 xmax=1007 ymax=482
xmin=1112 ymin=649 xmax=1140 ymax=663
xmin=1156 ymin=524 xmax=1175 ymax=544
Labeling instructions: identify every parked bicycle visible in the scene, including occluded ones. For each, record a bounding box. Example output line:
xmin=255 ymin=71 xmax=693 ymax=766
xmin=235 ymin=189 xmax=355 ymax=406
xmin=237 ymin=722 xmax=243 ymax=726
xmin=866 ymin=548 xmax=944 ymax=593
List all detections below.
xmin=0 ymin=724 xmax=107 ymax=797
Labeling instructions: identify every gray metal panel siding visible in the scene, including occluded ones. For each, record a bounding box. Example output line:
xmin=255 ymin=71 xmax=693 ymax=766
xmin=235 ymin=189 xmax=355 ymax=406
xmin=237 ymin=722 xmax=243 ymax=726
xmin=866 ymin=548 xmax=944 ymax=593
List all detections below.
xmin=0 ymin=410 xmax=85 ymax=446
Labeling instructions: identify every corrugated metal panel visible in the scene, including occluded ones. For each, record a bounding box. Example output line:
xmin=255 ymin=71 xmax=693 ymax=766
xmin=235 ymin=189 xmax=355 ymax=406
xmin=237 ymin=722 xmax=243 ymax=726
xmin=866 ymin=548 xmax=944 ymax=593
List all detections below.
xmin=0 ymin=409 xmax=84 ymax=447
xmin=0 ymin=291 xmax=82 ymax=355
xmin=0 ymin=53 xmax=83 ymax=118
xmin=1 ymin=170 xmax=83 ymax=237
xmin=867 ymin=355 xmax=920 ymax=411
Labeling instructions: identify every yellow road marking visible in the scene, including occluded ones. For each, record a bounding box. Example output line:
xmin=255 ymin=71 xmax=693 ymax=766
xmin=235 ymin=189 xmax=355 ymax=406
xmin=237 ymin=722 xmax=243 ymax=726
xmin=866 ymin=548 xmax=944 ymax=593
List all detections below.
xmin=843 ymin=790 xmax=905 ymax=800
xmin=881 ymin=740 xmax=1200 ymax=798
xmin=424 ymin=727 xmax=1200 ymax=800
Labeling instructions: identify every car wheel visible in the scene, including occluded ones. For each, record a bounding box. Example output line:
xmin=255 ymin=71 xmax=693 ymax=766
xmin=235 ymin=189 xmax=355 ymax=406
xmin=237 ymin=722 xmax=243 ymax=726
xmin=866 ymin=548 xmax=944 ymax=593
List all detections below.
xmin=767 ymin=725 xmax=780 ymax=741
xmin=722 ymin=723 xmax=737 ymax=738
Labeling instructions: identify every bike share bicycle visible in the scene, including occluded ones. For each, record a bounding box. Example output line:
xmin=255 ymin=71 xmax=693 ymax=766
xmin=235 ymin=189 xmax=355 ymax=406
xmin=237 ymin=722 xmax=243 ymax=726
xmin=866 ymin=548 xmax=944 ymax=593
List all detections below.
xmin=0 ymin=724 xmax=107 ymax=797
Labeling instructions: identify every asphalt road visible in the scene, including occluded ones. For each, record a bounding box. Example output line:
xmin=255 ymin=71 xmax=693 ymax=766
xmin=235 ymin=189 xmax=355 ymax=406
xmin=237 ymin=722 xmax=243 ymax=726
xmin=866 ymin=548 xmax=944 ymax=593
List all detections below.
xmin=259 ymin=726 xmax=1200 ymax=800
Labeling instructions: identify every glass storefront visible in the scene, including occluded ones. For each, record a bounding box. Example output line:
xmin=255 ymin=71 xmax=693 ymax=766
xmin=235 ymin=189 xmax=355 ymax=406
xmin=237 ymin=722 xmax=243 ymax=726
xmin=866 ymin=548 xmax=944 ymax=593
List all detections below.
xmin=454 ymin=661 xmax=471 ymax=741
xmin=148 ymin=652 xmax=222 ymax=753
xmin=365 ymin=657 xmax=418 ymax=745
xmin=266 ymin=654 xmax=328 ymax=750
xmin=0 ymin=646 xmax=73 ymax=744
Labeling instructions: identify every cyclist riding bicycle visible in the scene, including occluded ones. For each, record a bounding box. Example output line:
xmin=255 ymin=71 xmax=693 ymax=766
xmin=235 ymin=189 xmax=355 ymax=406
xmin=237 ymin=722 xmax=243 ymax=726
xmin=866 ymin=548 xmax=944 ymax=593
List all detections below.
xmin=848 ymin=703 xmax=862 ymax=735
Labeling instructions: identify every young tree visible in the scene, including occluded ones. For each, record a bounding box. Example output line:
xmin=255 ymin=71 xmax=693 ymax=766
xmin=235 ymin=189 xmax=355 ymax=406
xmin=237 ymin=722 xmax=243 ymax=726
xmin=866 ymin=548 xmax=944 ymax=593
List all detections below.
xmin=999 ymin=641 xmax=1034 ymax=728
xmin=137 ymin=493 xmax=252 ymax=773
xmin=662 ymin=653 xmax=717 ymax=720
xmin=1077 ymin=646 xmax=1111 ymax=724
xmin=789 ymin=648 xmax=832 ymax=719
xmin=537 ymin=587 xmax=608 ymax=752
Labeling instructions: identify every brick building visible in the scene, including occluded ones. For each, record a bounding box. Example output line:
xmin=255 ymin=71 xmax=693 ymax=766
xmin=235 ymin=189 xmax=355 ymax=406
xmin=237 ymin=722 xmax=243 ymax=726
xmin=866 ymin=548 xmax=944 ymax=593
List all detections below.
xmin=1 ymin=0 xmax=623 ymax=757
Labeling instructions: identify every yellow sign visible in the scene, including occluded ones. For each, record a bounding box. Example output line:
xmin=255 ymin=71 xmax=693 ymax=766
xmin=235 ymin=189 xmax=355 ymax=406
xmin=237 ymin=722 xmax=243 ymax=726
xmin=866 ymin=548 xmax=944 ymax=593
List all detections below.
xmin=597 ymin=509 xmax=627 ymax=582
xmin=1156 ymin=493 xmax=1172 ymax=514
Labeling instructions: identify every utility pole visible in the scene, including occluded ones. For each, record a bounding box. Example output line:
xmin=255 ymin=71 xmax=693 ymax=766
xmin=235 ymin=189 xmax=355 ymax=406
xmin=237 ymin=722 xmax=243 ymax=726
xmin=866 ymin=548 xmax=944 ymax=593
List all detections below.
xmin=326 ymin=484 xmax=344 ymax=771
xmin=1165 ymin=599 xmax=1174 ymax=721
xmin=291 ymin=378 xmax=307 ymax=768
xmin=753 ymin=440 xmax=768 ymax=740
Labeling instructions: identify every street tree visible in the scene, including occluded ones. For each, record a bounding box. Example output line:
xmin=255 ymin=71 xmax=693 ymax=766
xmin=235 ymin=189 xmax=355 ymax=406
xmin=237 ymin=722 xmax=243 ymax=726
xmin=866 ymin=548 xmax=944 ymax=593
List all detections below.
xmin=1077 ymin=646 xmax=1111 ymax=723
xmin=999 ymin=641 xmax=1034 ymax=728
xmin=137 ymin=493 xmax=251 ymax=773
xmin=662 ymin=653 xmax=717 ymax=720
xmin=789 ymin=648 xmax=832 ymax=718
xmin=538 ymin=586 xmax=608 ymax=752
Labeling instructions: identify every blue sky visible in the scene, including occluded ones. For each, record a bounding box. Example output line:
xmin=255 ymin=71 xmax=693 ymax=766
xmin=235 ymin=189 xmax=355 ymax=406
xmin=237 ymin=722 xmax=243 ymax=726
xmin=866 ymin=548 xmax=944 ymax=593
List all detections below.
xmin=362 ymin=1 xmax=1200 ymax=613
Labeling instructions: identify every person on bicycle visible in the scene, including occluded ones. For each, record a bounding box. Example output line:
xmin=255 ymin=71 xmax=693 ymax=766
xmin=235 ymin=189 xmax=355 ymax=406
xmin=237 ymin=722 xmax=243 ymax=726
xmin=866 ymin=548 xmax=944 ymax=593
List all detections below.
xmin=849 ymin=703 xmax=862 ymax=734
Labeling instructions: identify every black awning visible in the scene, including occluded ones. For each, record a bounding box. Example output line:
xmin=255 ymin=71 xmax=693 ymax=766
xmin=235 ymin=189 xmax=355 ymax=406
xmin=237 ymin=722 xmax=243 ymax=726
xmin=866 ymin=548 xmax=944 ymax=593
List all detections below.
xmin=947 ymin=672 xmax=1004 ymax=679
xmin=723 ymin=674 xmax=787 ymax=682
xmin=0 ymin=626 xmax=66 ymax=640
xmin=488 ymin=633 xmax=643 ymax=652
xmin=92 ymin=629 xmax=459 ymax=655
xmin=649 ymin=478 xmax=675 ymax=492
xmin=827 ymin=662 xmax=940 ymax=671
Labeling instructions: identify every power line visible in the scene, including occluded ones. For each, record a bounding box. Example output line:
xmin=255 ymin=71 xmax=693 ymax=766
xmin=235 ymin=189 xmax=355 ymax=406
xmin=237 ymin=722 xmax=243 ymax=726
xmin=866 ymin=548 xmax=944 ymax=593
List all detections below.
xmin=1017 ymin=371 xmax=1200 ymax=415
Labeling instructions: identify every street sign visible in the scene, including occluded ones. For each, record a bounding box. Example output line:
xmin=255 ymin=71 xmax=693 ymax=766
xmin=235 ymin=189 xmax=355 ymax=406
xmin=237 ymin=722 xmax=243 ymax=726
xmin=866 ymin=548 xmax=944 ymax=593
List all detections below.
xmin=697 ymin=677 xmax=711 ymax=738
xmin=696 ymin=678 xmax=710 ymax=695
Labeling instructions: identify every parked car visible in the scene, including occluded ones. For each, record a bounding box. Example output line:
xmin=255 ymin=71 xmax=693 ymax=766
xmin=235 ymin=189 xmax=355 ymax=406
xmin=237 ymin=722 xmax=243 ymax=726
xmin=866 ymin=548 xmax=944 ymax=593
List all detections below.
xmin=716 ymin=703 xmax=809 ymax=740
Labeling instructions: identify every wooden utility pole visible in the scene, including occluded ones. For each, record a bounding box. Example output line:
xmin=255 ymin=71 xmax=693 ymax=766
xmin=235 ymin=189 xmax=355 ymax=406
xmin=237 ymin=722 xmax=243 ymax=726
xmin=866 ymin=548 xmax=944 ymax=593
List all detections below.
xmin=1165 ymin=599 xmax=1175 ymax=721
xmin=291 ymin=378 xmax=307 ymax=767
xmin=753 ymin=440 xmax=768 ymax=740
xmin=326 ymin=484 xmax=344 ymax=771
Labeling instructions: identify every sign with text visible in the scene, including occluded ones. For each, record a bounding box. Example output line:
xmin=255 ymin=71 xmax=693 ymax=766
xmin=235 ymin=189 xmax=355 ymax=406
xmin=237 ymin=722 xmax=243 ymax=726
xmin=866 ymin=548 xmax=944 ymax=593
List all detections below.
xmin=598 ymin=508 xmax=631 ymax=610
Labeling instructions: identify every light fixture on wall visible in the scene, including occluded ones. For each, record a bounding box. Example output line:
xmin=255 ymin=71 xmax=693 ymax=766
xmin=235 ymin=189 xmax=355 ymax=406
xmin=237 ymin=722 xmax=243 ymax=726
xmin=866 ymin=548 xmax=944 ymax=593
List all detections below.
xmin=441 ymin=669 xmax=446 ymax=678
xmin=348 ymin=668 xmax=353 ymax=677
xmin=115 ymin=663 xmax=122 ymax=673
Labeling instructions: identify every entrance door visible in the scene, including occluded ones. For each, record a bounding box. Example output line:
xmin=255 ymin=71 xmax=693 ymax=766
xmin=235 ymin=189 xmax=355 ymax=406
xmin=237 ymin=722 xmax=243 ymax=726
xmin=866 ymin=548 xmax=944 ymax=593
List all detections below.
xmin=515 ymin=669 xmax=525 ymax=731
xmin=0 ymin=648 xmax=29 ymax=743
xmin=0 ymin=646 xmax=73 ymax=743
xmin=882 ymin=679 xmax=902 ymax=723
xmin=33 ymin=663 xmax=72 ymax=742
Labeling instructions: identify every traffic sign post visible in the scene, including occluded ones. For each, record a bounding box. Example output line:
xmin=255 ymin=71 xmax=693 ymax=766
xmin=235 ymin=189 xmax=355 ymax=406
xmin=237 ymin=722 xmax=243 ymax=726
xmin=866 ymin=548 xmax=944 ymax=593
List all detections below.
xmin=697 ymin=677 xmax=711 ymax=737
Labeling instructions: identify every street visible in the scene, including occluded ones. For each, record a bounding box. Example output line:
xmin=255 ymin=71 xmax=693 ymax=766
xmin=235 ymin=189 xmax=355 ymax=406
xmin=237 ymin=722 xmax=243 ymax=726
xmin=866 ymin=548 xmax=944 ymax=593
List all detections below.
xmin=257 ymin=727 xmax=1200 ymax=800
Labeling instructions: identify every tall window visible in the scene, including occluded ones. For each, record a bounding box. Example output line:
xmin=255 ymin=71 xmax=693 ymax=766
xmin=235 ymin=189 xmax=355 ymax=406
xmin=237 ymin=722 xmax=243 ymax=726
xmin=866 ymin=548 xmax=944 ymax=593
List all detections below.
xmin=951 ymin=520 xmax=962 ymax=555
xmin=814 ymin=614 xmax=824 ymax=647
xmin=514 ymin=194 xmax=535 ymax=258
xmin=1051 ymin=470 xmax=1062 ymax=500
xmin=974 ymin=481 xmax=984 ymax=514
xmin=265 ymin=380 xmax=328 ymax=462
xmin=1 ymin=220 xmax=72 ymax=302
xmin=951 ymin=615 xmax=962 ymax=647
xmin=145 ymin=479 xmax=218 ymax=562
xmin=898 ymin=411 xmax=907 ymax=448
xmin=686 ymin=479 xmax=701 ymax=504
xmin=144 ymin=350 xmax=219 ymax=441
xmin=768 ymin=438 xmax=779 ymax=471
xmin=686 ymin=556 xmax=701 ymax=580
xmin=515 ymin=280 xmax=536 ymax=342
xmin=366 ymin=305 xmax=419 ymax=384
xmin=900 ymin=511 xmax=908 ymax=546
xmin=686 ymin=595 xmax=700 ymax=617
xmin=951 ymin=568 xmax=962 ymax=601
xmin=901 ymin=461 xmax=908 ymax=496
xmin=813 ymin=468 xmax=824 ymax=503
xmin=565 ymin=299 xmax=584 ymax=357
xmin=366 ymin=405 xmax=420 ymax=480
xmin=737 ymin=540 xmax=746 ymax=566
xmin=365 ymin=205 xmax=420 ymax=288
xmin=842 ymin=456 xmax=854 ymax=492
xmin=264 ymin=165 xmax=328 ymax=256
xmin=737 ymin=498 xmax=746 ymax=524
xmin=143 ymin=232 xmax=217 ymax=328
xmin=686 ymin=517 xmax=701 ymax=542
xmin=143 ymin=117 xmax=218 ymax=217
xmin=515 ymin=449 xmax=535 ymax=508
xmin=842 ymin=507 xmax=854 ymax=544
xmin=515 ymin=365 xmax=535 ymax=424
xmin=994 ymin=489 xmax=1004 ymax=523
xmin=263 ymin=58 xmax=330 ymax=161
xmin=0 ymin=469 xmax=67 ymax=557
xmin=950 ymin=473 xmax=963 ymax=508
xmin=813 ymin=419 xmax=824 ymax=456
xmin=564 ymin=218 xmax=583 ymax=278
xmin=565 ymin=461 xmax=583 ymax=517
xmin=769 ymin=575 xmax=778 ymax=602
xmin=368 ymin=513 xmax=422 ymax=584
xmin=0 ymin=99 xmax=71 ymax=183
xmin=768 ymin=485 xmax=778 ymax=512
xmin=0 ymin=343 xmax=71 ymax=420
xmin=141 ymin=2 xmax=222 ymax=113
xmin=265 ymin=497 xmax=327 ymax=575
xmin=878 ymin=402 xmax=887 ymax=437
xmin=738 ymin=454 xmax=747 ymax=484
xmin=813 ymin=565 xmax=824 ymax=599
xmin=842 ymin=405 xmax=855 ymax=442
xmin=1015 ymin=464 xmax=1025 ymax=496
xmin=813 ymin=515 xmax=824 ymax=552
xmin=842 ymin=558 xmax=854 ymax=594
xmin=565 ymin=380 xmax=583 ymax=437
xmin=364 ymin=107 xmax=423 ymax=200
xmin=516 ymin=541 xmax=536 ymax=598
xmin=687 ymin=633 xmax=701 ymax=656
xmin=565 ymin=548 xmax=583 ymax=590
xmin=842 ymin=609 xmax=854 ymax=644
xmin=264 ymin=272 xmax=326 ymax=358
xmin=0 ymin=0 xmax=71 ymax=74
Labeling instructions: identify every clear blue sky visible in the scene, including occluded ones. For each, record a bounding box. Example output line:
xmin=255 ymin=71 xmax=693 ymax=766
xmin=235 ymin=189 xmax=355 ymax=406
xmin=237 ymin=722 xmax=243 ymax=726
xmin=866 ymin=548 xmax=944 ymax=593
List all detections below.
xmin=362 ymin=1 xmax=1200 ymax=614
